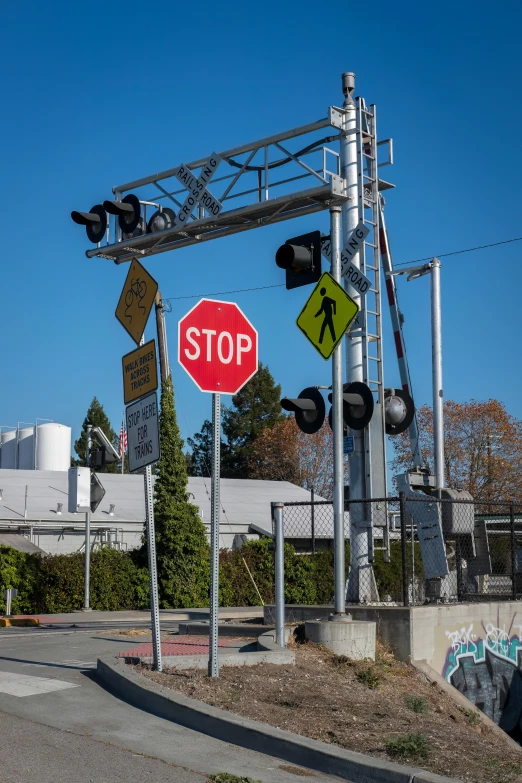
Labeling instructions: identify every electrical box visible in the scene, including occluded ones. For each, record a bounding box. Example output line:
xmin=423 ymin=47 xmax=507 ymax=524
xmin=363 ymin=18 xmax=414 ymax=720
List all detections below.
xmin=68 ymin=467 xmax=91 ymax=513
xmin=440 ymin=488 xmax=474 ymax=534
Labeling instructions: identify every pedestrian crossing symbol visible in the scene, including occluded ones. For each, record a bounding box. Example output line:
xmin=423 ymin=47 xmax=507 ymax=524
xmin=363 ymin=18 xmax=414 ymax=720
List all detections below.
xmin=296 ymin=272 xmax=359 ymax=360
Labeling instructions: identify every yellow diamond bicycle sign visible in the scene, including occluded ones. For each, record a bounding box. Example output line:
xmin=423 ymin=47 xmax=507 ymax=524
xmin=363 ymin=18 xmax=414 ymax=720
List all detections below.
xmin=296 ymin=272 xmax=359 ymax=360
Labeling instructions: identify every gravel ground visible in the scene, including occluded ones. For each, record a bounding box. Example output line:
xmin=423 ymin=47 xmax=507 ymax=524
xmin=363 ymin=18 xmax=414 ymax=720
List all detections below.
xmin=135 ymin=640 xmax=522 ymax=783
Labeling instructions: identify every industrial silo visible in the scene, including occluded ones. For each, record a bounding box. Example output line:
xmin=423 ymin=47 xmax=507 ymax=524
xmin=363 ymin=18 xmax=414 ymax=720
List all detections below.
xmin=18 ymin=427 xmax=35 ymax=470
xmin=35 ymin=423 xmax=72 ymax=471
xmin=0 ymin=429 xmax=17 ymax=469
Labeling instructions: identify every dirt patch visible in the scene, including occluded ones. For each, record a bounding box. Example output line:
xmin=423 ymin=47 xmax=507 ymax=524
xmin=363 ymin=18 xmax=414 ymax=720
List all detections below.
xmin=134 ymin=641 xmax=522 ymax=783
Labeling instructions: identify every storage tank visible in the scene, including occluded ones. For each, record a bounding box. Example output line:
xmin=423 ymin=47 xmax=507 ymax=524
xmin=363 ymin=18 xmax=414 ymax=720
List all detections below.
xmin=35 ymin=423 xmax=71 ymax=472
xmin=18 ymin=427 xmax=35 ymax=470
xmin=0 ymin=429 xmax=17 ymax=469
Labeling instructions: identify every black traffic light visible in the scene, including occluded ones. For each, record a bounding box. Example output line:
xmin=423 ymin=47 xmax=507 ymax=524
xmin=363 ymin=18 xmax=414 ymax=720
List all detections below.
xmin=384 ymin=388 xmax=415 ymax=435
xmin=281 ymin=387 xmax=325 ymax=434
xmin=275 ymin=230 xmax=322 ymax=290
xmin=71 ymin=204 xmax=107 ymax=243
xmin=103 ymin=194 xmax=143 ymax=238
xmin=328 ymin=381 xmax=375 ymax=431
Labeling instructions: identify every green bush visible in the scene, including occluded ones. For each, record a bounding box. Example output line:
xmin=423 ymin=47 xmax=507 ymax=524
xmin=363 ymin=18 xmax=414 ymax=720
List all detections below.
xmin=0 ymin=546 xmax=149 ymax=615
xmin=384 ymin=732 xmax=429 ymax=762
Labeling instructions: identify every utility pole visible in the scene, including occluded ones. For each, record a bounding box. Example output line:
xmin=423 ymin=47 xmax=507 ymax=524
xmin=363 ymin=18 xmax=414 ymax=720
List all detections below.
xmin=84 ymin=424 xmax=92 ymax=611
xmin=341 ymin=72 xmax=371 ymax=602
xmin=430 ymin=258 xmax=444 ymax=492
xmin=155 ymin=291 xmax=170 ymax=385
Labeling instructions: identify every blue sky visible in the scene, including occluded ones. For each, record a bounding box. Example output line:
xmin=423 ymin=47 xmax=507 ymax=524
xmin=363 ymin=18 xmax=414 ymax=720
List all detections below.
xmin=1 ymin=0 xmax=521 ymax=460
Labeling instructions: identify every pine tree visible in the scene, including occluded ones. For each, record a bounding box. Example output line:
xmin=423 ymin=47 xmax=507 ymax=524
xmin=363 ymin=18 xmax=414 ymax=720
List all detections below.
xmin=74 ymin=397 xmax=120 ymax=473
xmin=153 ymin=376 xmax=210 ymax=607
xmin=221 ymin=363 xmax=285 ymax=478
xmin=186 ymin=419 xmax=215 ymax=477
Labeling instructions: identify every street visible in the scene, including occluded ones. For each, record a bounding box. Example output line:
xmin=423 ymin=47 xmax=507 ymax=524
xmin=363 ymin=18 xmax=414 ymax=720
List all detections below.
xmin=0 ymin=626 xmax=344 ymax=783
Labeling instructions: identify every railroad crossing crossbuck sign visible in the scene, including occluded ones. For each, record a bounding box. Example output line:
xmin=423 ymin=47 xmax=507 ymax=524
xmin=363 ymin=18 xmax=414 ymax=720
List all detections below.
xmin=115 ymin=258 xmax=158 ymax=344
xmin=296 ymin=272 xmax=359 ymax=360
xmin=178 ymin=299 xmax=258 ymax=394
xmin=171 ymin=154 xmax=223 ymax=229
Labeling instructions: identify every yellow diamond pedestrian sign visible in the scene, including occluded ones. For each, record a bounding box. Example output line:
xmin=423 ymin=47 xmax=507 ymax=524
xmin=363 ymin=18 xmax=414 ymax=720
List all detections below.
xmin=296 ymin=272 xmax=359 ymax=360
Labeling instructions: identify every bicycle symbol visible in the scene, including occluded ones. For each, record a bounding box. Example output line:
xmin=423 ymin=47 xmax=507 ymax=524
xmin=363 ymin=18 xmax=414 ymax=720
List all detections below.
xmin=124 ymin=276 xmax=147 ymax=323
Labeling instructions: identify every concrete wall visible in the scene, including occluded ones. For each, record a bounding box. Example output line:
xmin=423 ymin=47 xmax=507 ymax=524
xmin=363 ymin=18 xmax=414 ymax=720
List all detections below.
xmin=264 ymin=604 xmax=412 ymax=662
xmin=412 ymin=601 xmax=522 ymax=741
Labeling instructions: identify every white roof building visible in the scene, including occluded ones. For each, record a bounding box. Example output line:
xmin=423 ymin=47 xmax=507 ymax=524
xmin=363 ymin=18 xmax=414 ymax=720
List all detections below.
xmin=0 ymin=469 xmax=325 ymax=555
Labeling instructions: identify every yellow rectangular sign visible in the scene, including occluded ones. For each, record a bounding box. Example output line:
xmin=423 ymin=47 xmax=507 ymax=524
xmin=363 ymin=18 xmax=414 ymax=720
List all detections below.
xmin=122 ymin=339 xmax=158 ymax=405
xmin=115 ymin=258 xmax=159 ymax=345
xmin=296 ymin=272 xmax=359 ymax=360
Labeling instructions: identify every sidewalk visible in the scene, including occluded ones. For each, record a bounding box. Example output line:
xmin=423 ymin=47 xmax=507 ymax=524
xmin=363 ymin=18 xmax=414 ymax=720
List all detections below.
xmin=10 ymin=606 xmax=263 ymax=626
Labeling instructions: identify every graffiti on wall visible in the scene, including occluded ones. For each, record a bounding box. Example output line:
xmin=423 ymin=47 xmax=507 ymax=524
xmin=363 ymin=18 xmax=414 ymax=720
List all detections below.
xmin=442 ymin=618 xmax=522 ymax=740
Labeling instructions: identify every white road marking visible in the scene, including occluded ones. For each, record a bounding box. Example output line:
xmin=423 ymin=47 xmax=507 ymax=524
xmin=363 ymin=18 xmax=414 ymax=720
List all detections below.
xmin=0 ymin=671 xmax=80 ymax=697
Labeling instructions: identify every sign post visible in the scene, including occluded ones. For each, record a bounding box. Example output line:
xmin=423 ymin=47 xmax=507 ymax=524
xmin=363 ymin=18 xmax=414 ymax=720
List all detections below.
xmin=116 ymin=260 xmax=162 ymax=671
xmin=178 ymin=299 xmax=258 ymax=676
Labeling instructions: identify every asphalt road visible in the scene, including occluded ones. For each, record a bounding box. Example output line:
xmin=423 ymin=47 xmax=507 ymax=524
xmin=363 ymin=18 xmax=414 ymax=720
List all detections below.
xmin=0 ymin=626 xmax=345 ymax=783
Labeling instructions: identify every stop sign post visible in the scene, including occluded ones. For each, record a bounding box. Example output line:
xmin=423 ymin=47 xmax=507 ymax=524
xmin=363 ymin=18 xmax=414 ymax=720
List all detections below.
xmin=178 ymin=299 xmax=258 ymax=677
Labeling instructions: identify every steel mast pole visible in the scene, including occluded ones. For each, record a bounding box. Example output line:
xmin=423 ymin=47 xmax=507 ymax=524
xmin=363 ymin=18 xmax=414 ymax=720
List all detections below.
xmin=330 ymin=206 xmax=346 ymax=615
xmin=430 ymin=258 xmax=444 ymax=491
xmin=209 ymin=392 xmax=221 ymax=677
xmin=341 ymin=72 xmax=369 ymax=601
xmin=83 ymin=425 xmax=92 ymax=611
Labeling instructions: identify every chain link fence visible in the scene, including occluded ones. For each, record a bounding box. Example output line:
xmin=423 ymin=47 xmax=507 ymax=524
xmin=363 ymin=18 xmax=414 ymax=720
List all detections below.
xmin=279 ymin=496 xmax=522 ymax=606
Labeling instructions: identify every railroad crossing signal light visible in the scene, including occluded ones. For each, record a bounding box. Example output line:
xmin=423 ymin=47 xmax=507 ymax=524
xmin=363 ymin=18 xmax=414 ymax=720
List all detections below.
xmin=384 ymin=388 xmax=415 ymax=435
xmin=328 ymin=382 xmax=375 ymax=431
xmin=103 ymin=194 xmax=143 ymax=238
xmin=275 ymin=230 xmax=322 ymax=290
xmin=71 ymin=204 xmax=107 ymax=243
xmin=147 ymin=207 xmax=176 ymax=234
xmin=280 ymin=387 xmax=325 ymax=434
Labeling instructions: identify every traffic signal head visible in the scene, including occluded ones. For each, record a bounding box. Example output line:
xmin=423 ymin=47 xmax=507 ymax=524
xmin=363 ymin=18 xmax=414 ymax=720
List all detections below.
xmin=384 ymin=388 xmax=415 ymax=435
xmin=71 ymin=204 xmax=107 ymax=243
xmin=275 ymin=230 xmax=322 ymax=290
xmin=281 ymin=387 xmax=325 ymax=434
xmin=328 ymin=381 xmax=375 ymax=431
xmin=147 ymin=207 xmax=176 ymax=234
xmin=103 ymin=194 xmax=142 ymax=237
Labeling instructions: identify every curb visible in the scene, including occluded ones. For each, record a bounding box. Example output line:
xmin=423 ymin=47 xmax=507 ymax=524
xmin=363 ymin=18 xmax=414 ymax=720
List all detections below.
xmin=97 ymin=654 xmax=460 ymax=783
xmin=0 ymin=617 xmax=39 ymax=627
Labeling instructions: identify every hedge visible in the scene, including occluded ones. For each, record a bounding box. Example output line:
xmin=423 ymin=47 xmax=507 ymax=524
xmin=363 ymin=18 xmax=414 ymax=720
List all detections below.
xmin=0 ymin=546 xmax=149 ymax=615
xmin=0 ymin=538 xmax=414 ymax=614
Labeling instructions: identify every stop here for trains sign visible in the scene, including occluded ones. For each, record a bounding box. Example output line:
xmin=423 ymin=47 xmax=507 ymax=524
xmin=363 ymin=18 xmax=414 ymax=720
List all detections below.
xmin=178 ymin=299 xmax=258 ymax=394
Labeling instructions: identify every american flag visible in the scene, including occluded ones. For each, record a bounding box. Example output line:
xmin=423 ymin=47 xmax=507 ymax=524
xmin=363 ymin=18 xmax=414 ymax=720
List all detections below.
xmin=119 ymin=419 xmax=128 ymax=458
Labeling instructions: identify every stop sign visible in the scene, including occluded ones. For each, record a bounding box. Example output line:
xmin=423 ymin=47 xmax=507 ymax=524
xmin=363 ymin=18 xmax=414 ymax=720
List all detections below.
xmin=178 ymin=299 xmax=258 ymax=394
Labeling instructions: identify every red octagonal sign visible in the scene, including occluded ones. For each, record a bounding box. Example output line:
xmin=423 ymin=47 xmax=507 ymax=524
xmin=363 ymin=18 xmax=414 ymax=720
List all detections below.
xmin=178 ymin=299 xmax=258 ymax=394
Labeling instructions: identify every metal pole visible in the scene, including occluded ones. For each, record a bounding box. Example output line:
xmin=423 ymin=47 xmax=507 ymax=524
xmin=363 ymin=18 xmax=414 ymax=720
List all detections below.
xmin=144 ymin=463 xmax=162 ymax=671
xmin=272 ymin=501 xmax=285 ymax=647
xmin=431 ymin=258 xmax=444 ymax=491
xmin=84 ymin=425 xmax=92 ymax=611
xmin=155 ymin=291 xmax=170 ymax=386
xmin=209 ymin=392 xmax=221 ymax=677
xmin=330 ymin=206 xmax=346 ymax=615
xmin=341 ymin=72 xmax=369 ymax=602
xmin=311 ymin=487 xmax=316 ymax=555
xmin=399 ymin=493 xmax=409 ymax=607
xmin=510 ymin=504 xmax=516 ymax=600
xmin=411 ymin=513 xmax=415 ymax=604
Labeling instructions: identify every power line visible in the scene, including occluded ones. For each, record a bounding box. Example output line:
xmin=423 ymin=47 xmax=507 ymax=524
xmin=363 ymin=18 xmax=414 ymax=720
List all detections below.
xmin=164 ymin=283 xmax=284 ymax=302
xmin=163 ymin=236 xmax=522 ymax=302
xmin=394 ymin=236 xmax=522 ymax=267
